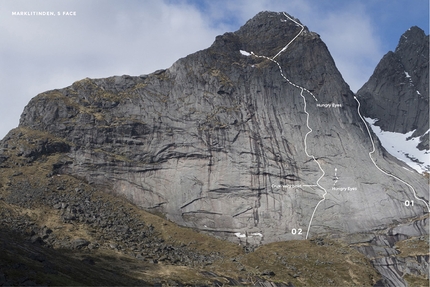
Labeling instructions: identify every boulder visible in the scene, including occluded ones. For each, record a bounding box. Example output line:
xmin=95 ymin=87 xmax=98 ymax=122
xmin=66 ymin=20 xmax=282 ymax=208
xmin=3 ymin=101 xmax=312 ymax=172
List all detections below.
xmin=72 ymin=238 xmax=90 ymax=249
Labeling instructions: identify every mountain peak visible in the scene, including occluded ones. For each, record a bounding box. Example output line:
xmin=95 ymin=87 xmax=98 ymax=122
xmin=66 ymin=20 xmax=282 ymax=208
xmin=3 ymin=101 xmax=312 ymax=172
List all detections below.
xmin=209 ymin=11 xmax=318 ymax=58
xmin=395 ymin=25 xmax=427 ymax=53
xmin=357 ymin=25 xmax=429 ymax=171
xmin=238 ymin=11 xmax=304 ymax=35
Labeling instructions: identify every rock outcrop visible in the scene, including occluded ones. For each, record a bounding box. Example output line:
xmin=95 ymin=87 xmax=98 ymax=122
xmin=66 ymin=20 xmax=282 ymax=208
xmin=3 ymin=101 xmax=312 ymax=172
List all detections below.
xmin=1 ymin=10 xmax=429 ymax=286
xmin=357 ymin=26 xmax=429 ymax=149
xmin=0 ymin=145 xmax=379 ymax=286
xmin=5 ymin=12 xmax=428 ymax=245
xmin=352 ymin=216 xmax=429 ymax=287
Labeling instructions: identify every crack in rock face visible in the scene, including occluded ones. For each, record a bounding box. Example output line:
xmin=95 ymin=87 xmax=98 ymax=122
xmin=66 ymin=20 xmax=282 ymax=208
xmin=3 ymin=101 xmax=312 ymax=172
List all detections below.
xmin=5 ymin=12 xmax=429 ymax=247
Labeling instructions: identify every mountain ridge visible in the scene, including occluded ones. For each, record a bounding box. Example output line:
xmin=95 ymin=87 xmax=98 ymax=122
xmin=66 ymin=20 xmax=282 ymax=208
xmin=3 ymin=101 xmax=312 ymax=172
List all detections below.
xmin=357 ymin=26 xmax=429 ymax=139
xmin=0 ymin=11 xmax=429 ymax=286
xmin=357 ymin=26 xmax=429 ymax=174
xmin=6 ymin=10 xmax=429 ymax=243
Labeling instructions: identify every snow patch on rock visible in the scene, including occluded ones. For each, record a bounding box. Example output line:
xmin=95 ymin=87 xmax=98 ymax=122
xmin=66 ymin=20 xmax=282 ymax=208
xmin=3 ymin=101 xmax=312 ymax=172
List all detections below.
xmin=234 ymin=232 xmax=246 ymax=238
xmin=239 ymin=50 xmax=251 ymax=56
xmin=365 ymin=117 xmax=429 ymax=173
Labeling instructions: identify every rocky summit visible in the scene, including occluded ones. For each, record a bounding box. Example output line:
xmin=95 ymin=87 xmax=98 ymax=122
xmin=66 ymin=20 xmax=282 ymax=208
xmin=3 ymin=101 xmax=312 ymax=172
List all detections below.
xmin=357 ymin=26 xmax=429 ymax=150
xmin=0 ymin=11 xmax=429 ymax=286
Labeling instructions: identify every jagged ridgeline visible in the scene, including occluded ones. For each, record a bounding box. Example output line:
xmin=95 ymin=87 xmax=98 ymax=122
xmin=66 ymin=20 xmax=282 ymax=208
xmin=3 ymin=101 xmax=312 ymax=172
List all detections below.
xmin=357 ymin=26 xmax=429 ymax=170
xmin=357 ymin=27 xmax=429 ymax=139
xmin=0 ymin=11 xmax=428 ymax=286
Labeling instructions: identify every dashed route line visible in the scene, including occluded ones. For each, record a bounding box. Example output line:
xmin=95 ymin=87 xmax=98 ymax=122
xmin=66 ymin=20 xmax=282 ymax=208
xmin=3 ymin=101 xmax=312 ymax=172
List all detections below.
xmin=333 ymin=168 xmax=339 ymax=187
xmin=251 ymin=13 xmax=318 ymax=102
xmin=354 ymin=96 xmax=430 ymax=212
xmin=250 ymin=12 xmax=327 ymax=239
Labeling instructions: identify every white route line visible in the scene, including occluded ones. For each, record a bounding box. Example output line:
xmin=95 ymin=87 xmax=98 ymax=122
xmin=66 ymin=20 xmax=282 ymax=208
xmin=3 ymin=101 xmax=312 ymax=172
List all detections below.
xmin=354 ymin=96 xmax=430 ymax=212
xmin=250 ymin=13 xmax=318 ymax=102
xmin=272 ymin=14 xmax=305 ymax=60
xmin=250 ymin=12 xmax=327 ymax=239
xmin=300 ymin=88 xmax=327 ymax=239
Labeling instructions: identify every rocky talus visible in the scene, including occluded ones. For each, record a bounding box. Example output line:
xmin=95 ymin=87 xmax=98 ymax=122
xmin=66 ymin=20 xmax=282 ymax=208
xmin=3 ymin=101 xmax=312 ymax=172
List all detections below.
xmin=0 ymin=142 xmax=380 ymax=286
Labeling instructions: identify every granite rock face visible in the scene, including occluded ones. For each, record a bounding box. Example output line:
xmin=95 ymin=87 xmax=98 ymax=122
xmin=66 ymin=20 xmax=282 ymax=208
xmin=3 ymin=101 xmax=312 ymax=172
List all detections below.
xmin=357 ymin=26 xmax=429 ymax=149
xmin=354 ymin=216 xmax=429 ymax=287
xmin=5 ymin=12 xmax=429 ymax=245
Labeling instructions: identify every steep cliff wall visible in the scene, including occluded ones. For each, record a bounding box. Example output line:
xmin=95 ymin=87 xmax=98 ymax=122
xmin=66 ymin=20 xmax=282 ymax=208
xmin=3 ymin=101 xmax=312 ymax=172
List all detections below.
xmin=9 ymin=12 xmax=429 ymax=245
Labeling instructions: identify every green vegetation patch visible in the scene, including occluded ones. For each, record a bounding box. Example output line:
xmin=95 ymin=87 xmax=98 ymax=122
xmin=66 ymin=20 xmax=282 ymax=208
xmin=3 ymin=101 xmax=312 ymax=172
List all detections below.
xmin=395 ymin=236 xmax=430 ymax=257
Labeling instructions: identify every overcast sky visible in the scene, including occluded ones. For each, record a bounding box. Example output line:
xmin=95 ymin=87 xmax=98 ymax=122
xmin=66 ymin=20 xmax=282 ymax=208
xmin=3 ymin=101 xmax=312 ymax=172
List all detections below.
xmin=0 ymin=0 xmax=428 ymax=139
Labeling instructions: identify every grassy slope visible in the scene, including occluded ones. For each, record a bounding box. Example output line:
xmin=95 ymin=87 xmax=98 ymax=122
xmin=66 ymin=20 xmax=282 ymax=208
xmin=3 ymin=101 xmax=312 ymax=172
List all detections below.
xmin=0 ymin=127 xmax=388 ymax=286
